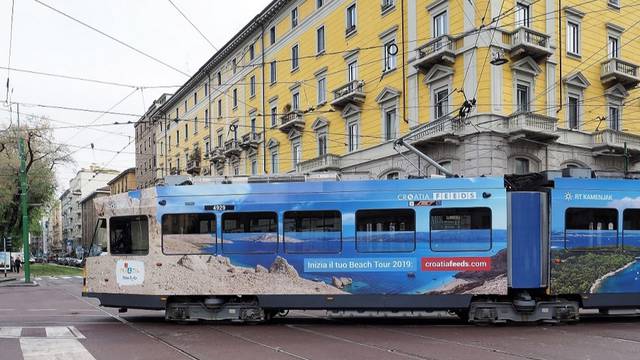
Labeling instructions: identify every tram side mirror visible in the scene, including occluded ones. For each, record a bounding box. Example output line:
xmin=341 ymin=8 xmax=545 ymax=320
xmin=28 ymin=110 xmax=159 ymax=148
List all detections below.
xmin=483 ymin=192 xmax=492 ymax=199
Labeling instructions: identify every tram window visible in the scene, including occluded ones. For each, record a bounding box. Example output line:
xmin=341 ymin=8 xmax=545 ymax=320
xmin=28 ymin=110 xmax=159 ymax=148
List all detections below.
xmin=109 ymin=216 xmax=149 ymax=255
xmin=430 ymin=208 xmax=492 ymax=252
xmin=623 ymin=209 xmax=640 ymax=250
xmin=284 ymin=211 xmax=341 ymax=253
xmin=355 ymin=209 xmax=415 ymax=252
xmin=88 ymin=218 xmax=107 ymax=257
xmin=162 ymin=214 xmax=216 ymax=255
xmin=565 ymin=208 xmax=618 ymax=249
xmin=222 ymin=212 xmax=278 ymax=253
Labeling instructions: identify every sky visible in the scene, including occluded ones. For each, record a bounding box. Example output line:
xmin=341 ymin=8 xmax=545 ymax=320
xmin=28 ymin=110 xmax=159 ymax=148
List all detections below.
xmin=0 ymin=0 xmax=271 ymax=192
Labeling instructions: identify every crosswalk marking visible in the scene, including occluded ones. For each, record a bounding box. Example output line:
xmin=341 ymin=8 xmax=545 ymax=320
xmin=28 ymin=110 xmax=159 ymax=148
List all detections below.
xmin=0 ymin=327 xmax=22 ymax=338
xmin=20 ymin=338 xmax=96 ymax=360
xmin=0 ymin=326 xmax=85 ymax=339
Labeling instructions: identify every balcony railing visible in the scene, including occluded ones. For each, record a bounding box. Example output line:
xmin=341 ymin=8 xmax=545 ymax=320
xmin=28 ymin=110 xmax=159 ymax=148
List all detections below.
xmin=407 ymin=117 xmax=465 ymax=144
xmin=209 ymin=147 xmax=225 ymax=163
xmin=509 ymin=27 xmax=552 ymax=59
xmin=505 ymin=112 xmax=559 ymax=142
xmin=413 ymin=35 xmax=456 ymax=70
xmin=331 ymin=80 xmax=366 ymax=108
xmin=593 ymin=129 xmax=640 ymax=154
xmin=296 ymin=154 xmax=341 ymax=173
xmin=224 ymin=139 xmax=242 ymax=157
xmin=241 ymin=132 xmax=262 ymax=149
xmin=185 ymin=159 xmax=201 ymax=175
xmin=601 ymin=58 xmax=640 ymax=88
xmin=278 ymin=110 xmax=305 ymax=132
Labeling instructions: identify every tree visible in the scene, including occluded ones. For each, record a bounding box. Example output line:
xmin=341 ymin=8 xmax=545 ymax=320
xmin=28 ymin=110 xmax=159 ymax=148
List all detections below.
xmin=0 ymin=118 xmax=72 ymax=248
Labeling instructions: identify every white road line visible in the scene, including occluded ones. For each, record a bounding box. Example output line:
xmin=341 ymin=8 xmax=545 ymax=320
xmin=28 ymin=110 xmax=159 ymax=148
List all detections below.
xmin=73 ymin=276 xmax=83 ymax=279
xmin=61 ymin=276 xmax=72 ymax=279
xmin=20 ymin=338 xmax=96 ymax=360
xmin=45 ymin=327 xmax=73 ymax=338
xmin=27 ymin=309 xmax=57 ymax=312
xmin=0 ymin=327 xmax=22 ymax=338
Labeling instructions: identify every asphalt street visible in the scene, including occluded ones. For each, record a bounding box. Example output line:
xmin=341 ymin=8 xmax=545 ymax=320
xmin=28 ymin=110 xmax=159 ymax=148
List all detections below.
xmin=1 ymin=277 xmax=640 ymax=359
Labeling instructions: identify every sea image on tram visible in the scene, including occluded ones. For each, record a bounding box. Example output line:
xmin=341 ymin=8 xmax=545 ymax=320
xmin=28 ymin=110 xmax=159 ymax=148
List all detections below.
xmin=549 ymin=178 xmax=640 ymax=295
xmin=84 ymin=178 xmax=508 ymax=299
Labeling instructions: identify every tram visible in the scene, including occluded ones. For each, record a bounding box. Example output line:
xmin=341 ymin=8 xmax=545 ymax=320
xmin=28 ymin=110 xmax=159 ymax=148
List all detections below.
xmin=82 ymin=172 xmax=640 ymax=323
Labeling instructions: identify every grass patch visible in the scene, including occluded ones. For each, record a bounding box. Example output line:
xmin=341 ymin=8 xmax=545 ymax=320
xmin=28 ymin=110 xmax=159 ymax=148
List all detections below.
xmin=29 ymin=263 xmax=83 ymax=277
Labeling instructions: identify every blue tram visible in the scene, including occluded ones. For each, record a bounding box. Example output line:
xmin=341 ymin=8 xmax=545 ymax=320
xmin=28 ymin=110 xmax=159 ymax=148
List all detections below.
xmin=82 ymin=173 xmax=640 ymax=323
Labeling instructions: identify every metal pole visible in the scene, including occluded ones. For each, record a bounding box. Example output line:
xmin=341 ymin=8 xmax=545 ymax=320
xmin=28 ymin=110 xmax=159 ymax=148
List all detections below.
xmin=395 ymin=138 xmax=454 ymax=177
xmin=2 ymin=237 xmax=5 ymax=277
xmin=17 ymin=104 xmax=30 ymax=282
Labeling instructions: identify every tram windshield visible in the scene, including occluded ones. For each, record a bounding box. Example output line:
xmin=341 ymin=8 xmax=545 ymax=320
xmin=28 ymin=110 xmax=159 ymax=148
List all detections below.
xmin=87 ymin=218 xmax=108 ymax=257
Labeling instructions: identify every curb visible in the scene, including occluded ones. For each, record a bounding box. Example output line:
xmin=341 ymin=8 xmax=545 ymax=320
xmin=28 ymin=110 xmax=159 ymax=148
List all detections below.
xmin=0 ymin=280 xmax=39 ymax=287
xmin=0 ymin=277 xmax=18 ymax=283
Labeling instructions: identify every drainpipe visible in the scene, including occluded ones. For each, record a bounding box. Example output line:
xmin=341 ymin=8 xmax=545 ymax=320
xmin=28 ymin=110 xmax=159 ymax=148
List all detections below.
xmin=261 ymin=24 xmax=268 ymax=174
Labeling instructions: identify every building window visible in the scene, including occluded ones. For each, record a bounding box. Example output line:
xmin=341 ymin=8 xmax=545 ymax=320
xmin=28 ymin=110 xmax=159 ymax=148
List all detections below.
xmin=270 ymin=106 xmax=278 ymax=127
xmin=317 ymin=26 xmax=326 ymax=54
xmin=386 ymin=172 xmax=399 ymax=180
xmin=348 ymin=60 xmax=358 ymax=82
xmin=176 ymin=130 xmax=180 ymax=145
xmin=291 ymin=44 xmax=299 ymax=70
xmin=194 ymin=92 xmax=198 ymax=105
xmin=292 ymin=141 xmax=301 ymax=167
xmin=249 ymin=43 xmax=255 ymax=61
xmin=204 ymin=109 xmax=209 ymax=128
xmin=291 ymin=7 xmax=298 ymax=28
xmin=205 ymin=139 xmax=210 ymax=154
xmin=284 ymin=211 xmax=342 ymax=254
xmin=217 ymin=71 xmax=222 ymax=86
xmin=269 ymin=26 xmax=276 ymax=45
xmin=515 ymin=157 xmax=530 ymax=175
xmin=250 ymin=75 xmax=256 ymax=97
xmin=317 ymin=0 xmax=324 ymax=8
xmin=609 ymin=106 xmax=620 ymax=131
xmin=217 ymin=132 xmax=223 ymax=147
xmin=346 ymin=4 xmax=357 ymax=35
xmin=317 ymin=76 xmax=327 ymax=104
xmin=204 ymin=81 xmax=208 ymax=97
xmin=348 ymin=121 xmax=359 ymax=152
xmin=270 ymin=61 xmax=277 ymax=84
xmin=516 ymin=82 xmax=530 ymax=112
xmin=292 ymin=91 xmax=300 ymax=110
xmin=221 ymin=212 xmax=278 ymax=254
xmin=434 ymin=87 xmax=449 ymax=120
xmin=565 ymin=208 xmax=618 ymax=249
xmin=185 ymin=124 xmax=189 ymax=140
xmin=318 ymin=132 xmax=327 ymax=156
xmin=608 ymin=36 xmax=619 ymax=59
xmin=384 ymin=108 xmax=397 ymax=141
xmin=217 ymin=99 xmax=222 ymax=118
xmin=194 ymin=117 xmax=198 ymax=134
xmin=384 ymin=40 xmax=397 ymax=72
xmin=251 ymin=157 xmax=258 ymax=175
xmin=232 ymin=58 xmax=237 ymax=75
xmin=430 ymin=208 xmax=492 ymax=252
xmin=233 ymin=88 xmax=238 ymax=108
xmin=161 ymin=214 xmax=216 ymax=255
xmin=356 ymin=209 xmax=415 ymax=252
xmin=568 ymin=95 xmax=580 ymax=129
xmin=109 ymin=216 xmax=149 ymax=255
xmin=567 ymin=21 xmax=580 ymax=56
xmin=433 ymin=11 xmax=447 ymax=37
xmin=250 ymin=117 xmax=257 ymax=135
xmin=515 ymin=2 xmax=530 ymax=28
xmin=271 ymin=150 xmax=279 ymax=173
xmin=381 ymin=0 xmax=395 ymax=13
xmin=609 ymin=0 xmax=620 ymax=9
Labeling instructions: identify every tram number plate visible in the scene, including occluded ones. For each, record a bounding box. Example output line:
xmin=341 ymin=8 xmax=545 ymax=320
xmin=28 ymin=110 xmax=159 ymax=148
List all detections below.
xmin=204 ymin=204 xmax=235 ymax=211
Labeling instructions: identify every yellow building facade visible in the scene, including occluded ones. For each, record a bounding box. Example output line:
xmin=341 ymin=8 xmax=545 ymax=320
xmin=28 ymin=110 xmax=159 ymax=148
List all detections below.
xmin=149 ymin=0 xmax=640 ymax=183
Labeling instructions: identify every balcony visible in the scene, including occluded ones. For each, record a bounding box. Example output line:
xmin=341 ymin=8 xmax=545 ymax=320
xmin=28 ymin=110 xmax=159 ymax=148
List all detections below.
xmin=296 ymin=154 xmax=341 ymax=173
xmin=331 ymin=80 xmax=366 ymax=108
xmin=224 ymin=139 xmax=242 ymax=157
xmin=509 ymin=27 xmax=553 ymax=59
xmin=278 ymin=110 xmax=305 ymax=133
xmin=241 ymin=132 xmax=262 ymax=149
xmin=185 ymin=159 xmax=201 ymax=175
xmin=413 ymin=35 xmax=456 ymax=70
xmin=592 ymin=129 xmax=640 ymax=156
xmin=601 ymin=58 xmax=640 ymax=89
xmin=505 ymin=112 xmax=559 ymax=142
xmin=407 ymin=117 xmax=465 ymax=145
xmin=169 ymin=167 xmax=180 ymax=175
xmin=209 ymin=148 xmax=225 ymax=163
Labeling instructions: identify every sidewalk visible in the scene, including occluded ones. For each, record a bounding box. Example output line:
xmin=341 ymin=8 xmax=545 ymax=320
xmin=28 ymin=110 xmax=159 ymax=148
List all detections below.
xmin=0 ymin=273 xmax=38 ymax=287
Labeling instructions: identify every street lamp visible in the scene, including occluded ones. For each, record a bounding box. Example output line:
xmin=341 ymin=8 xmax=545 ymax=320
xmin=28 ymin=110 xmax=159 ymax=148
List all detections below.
xmin=490 ymin=48 xmax=509 ymax=66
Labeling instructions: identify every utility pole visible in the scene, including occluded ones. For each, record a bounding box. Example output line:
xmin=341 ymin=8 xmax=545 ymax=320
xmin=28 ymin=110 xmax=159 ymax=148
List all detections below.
xmin=17 ymin=104 xmax=31 ymax=283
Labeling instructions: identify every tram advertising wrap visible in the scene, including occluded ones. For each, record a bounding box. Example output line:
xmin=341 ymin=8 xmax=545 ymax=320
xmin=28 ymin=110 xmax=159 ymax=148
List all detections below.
xmin=84 ymin=178 xmax=507 ymax=297
xmin=550 ymin=178 xmax=640 ymax=295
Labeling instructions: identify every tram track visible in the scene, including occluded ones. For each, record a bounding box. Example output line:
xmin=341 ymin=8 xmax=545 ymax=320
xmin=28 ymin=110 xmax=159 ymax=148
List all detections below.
xmin=209 ymin=325 xmax=311 ymax=360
